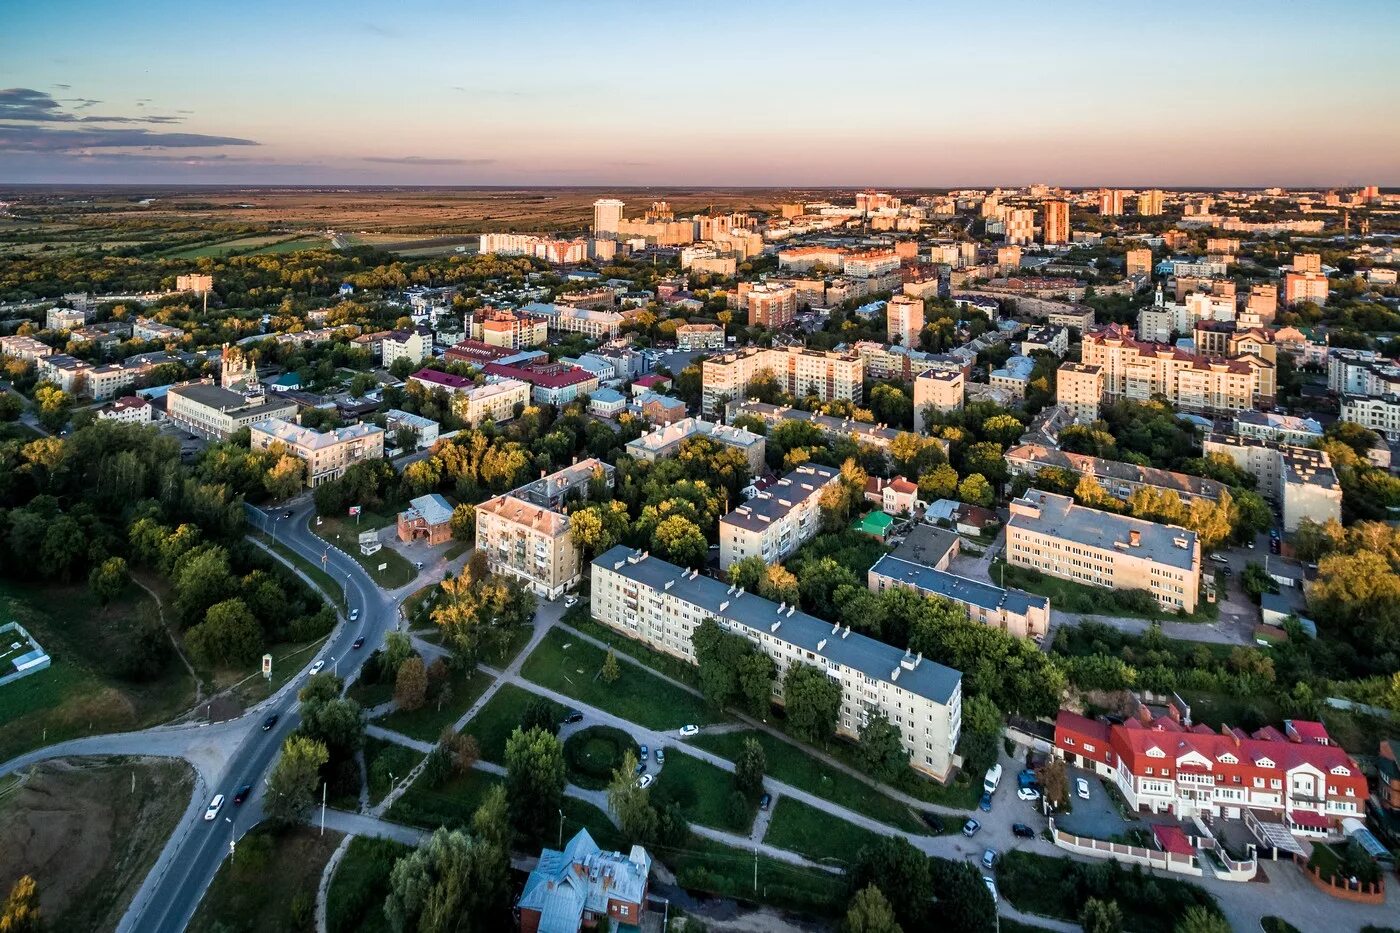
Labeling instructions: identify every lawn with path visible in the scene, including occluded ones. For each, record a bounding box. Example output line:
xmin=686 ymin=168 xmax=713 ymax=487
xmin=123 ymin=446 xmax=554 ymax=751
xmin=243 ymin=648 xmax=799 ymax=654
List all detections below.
xmin=363 ymin=736 xmax=425 ymax=806
xmin=188 ymin=826 xmax=343 ymax=933
xmin=386 ymin=766 xmax=504 ymax=831
xmin=326 ymin=836 xmax=411 ymax=933
xmin=461 ymin=683 xmax=568 ymax=764
xmin=762 ymin=796 xmax=885 ymax=866
xmin=314 ymin=510 xmax=417 ymax=590
xmin=653 ymin=749 xmax=755 ymax=834
xmin=373 ymin=666 xmax=493 ymax=742
xmin=655 ymin=835 xmax=847 ymax=917
xmin=564 ymin=725 xmax=639 ymax=790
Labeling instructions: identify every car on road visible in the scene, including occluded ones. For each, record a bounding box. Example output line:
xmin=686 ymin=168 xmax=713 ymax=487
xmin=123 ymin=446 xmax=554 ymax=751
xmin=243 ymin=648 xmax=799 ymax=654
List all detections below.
xmin=962 ymin=818 xmax=981 ymax=837
xmin=678 ymin=724 xmax=699 ymax=737
xmin=563 ymin=595 xmax=579 ymax=608
xmin=759 ymin=793 xmax=772 ymax=811
xmin=1012 ymin=823 xmax=1036 ymax=839
xmin=352 ymin=636 xmax=365 ymax=650
xmin=563 ymin=709 xmax=584 ymax=724
xmin=309 ymin=660 xmax=325 ymax=676
xmin=232 ymin=784 xmax=252 ymax=806
xmin=262 ymin=714 xmax=279 ymax=731
xmin=349 ymin=609 xmax=359 ymax=622
xmin=1017 ymin=787 xmax=1041 ymax=802
xmin=981 ymin=848 xmax=998 ymax=870
xmin=921 ymin=812 xmax=945 ymax=833
xmin=283 ymin=510 xmax=293 ymax=519
xmin=204 ymin=795 xmax=224 ymax=821
xmin=1076 ymin=778 xmax=1091 ymax=800
xmin=979 ymin=791 xmax=993 ymax=812
xmin=1208 ymin=553 xmax=1228 ymax=564
xmin=655 ymin=747 xmax=665 ymax=764
xmin=637 ymin=773 xmax=654 ymax=789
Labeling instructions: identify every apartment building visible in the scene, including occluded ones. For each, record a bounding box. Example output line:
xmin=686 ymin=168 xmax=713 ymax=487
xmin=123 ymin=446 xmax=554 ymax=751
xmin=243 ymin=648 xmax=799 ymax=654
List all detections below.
xmin=1247 ymin=284 xmax=1278 ymax=325
xmin=1137 ymin=189 xmax=1165 ymax=216
xmin=1006 ymin=444 xmax=1225 ymax=505
xmin=701 ymin=347 xmax=862 ymax=416
xmin=1340 ymin=394 xmax=1400 ymax=439
xmin=1042 ymin=199 xmax=1070 ymax=245
xmin=1097 ymin=188 xmax=1126 ymax=216
xmin=1006 ymin=489 xmax=1201 ymax=613
xmin=381 ymin=326 xmax=432 ymax=367
xmin=384 ymin=409 xmax=440 ymax=449
xmin=133 ymin=317 xmax=186 ymax=343
xmin=844 ymin=249 xmax=901 ymax=279
xmin=166 ymin=380 xmax=297 ymax=440
xmin=1055 ymin=711 xmax=1366 ymax=827
xmin=853 ymin=342 xmax=964 ymax=383
xmin=1081 ymin=324 xmax=1269 ymax=414
xmin=249 ymin=418 xmax=385 ymax=487
xmin=1327 ymin=349 xmax=1400 ymax=397
xmin=777 ymin=245 xmax=847 ymax=272
xmin=514 ymin=458 xmax=615 ymax=510
xmin=718 ymin=463 xmax=840 ymax=570
xmin=471 ymin=309 xmax=548 ymax=349
xmin=1201 ymin=435 xmax=1342 ymax=532
xmin=482 ymin=360 xmax=600 ymax=406
xmin=675 ymin=323 xmax=725 ymax=350
xmin=408 ymin=369 xmax=530 ymax=425
xmin=478 ymin=233 xmax=589 ymax=264
xmin=1045 ymin=304 xmax=1095 ymax=333
xmin=526 ymin=303 xmax=623 ymax=340
xmin=1232 ymin=410 xmax=1323 ymax=447
xmin=1125 ymin=248 xmax=1153 ymax=277
xmin=1284 ymin=271 xmax=1329 ymax=306
xmin=989 ymin=355 xmax=1036 ymax=401
xmin=626 ymin=417 xmax=766 ymax=475
xmin=1004 ymin=209 xmax=1036 ymax=246
xmin=592 ymin=546 xmax=963 ymax=778
xmin=746 ymin=284 xmax=797 ymax=329
xmin=912 ymin=370 xmax=965 ymax=432
xmin=97 ymin=395 xmax=153 ymax=425
xmin=593 ymin=198 xmax=624 ymax=237
xmin=0 ymin=335 xmax=55 ymax=363
xmin=46 ymin=307 xmax=87 ymax=331
xmin=726 ymin=400 xmax=912 ymax=456
xmin=1020 ymin=324 xmax=1069 ymax=358
xmin=886 ymin=294 xmax=924 ymax=348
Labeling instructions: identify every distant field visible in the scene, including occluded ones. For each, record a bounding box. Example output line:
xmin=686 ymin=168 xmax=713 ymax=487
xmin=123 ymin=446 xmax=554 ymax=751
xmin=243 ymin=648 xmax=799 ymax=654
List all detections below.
xmin=164 ymin=234 xmax=303 ymax=259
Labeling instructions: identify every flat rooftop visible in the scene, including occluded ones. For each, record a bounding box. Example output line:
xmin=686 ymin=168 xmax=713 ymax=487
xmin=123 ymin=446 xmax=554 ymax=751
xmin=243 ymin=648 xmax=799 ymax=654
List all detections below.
xmin=871 ymin=554 xmax=1048 ymax=618
xmin=1009 ymin=489 xmax=1199 ymax=572
xmin=721 ymin=463 xmax=840 ymax=532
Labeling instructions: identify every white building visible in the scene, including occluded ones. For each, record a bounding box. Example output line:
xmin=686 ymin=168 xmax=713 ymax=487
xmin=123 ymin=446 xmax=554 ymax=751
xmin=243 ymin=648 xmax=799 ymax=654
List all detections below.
xmin=382 ymin=327 xmax=432 ymax=367
xmin=718 ymin=463 xmax=840 ymax=570
xmin=384 ymin=409 xmax=440 ymax=450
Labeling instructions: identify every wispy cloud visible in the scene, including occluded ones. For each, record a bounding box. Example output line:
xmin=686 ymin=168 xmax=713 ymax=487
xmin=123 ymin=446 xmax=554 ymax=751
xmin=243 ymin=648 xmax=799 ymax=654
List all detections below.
xmin=361 ymin=155 xmax=495 ymax=166
xmin=0 ymin=124 xmax=258 ymax=152
xmin=0 ymin=87 xmax=180 ymax=124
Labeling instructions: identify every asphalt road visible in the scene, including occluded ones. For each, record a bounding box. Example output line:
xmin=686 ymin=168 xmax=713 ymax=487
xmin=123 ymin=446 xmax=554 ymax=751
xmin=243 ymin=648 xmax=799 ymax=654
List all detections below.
xmin=127 ymin=499 xmax=397 ymax=933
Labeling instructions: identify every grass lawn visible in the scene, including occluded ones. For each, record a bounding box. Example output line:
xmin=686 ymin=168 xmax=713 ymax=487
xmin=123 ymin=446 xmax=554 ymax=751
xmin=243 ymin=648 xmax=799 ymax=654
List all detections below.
xmin=1261 ymin=919 xmax=1302 ymax=933
xmin=164 ymin=234 xmax=302 ymax=259
xmin=327 ymin=836 xmax=411 ymax=933
xmin=252 ymin=531 xmax=347 ymax=611
xmin=564 ymin=725 xmax=639 ymax=790
xmin=314 ymin=511 xmax=418 ymax=590
xmin=687 ymin=730 xmax=926 ymax=833
xmin=654 ymin=750 xmax=754 ymax=834
xmin=461 ymin=683 xmax=567 ymax=763
xmin=561 ymin=614 xmax=703 ymax=690
xmin=520 ymin=629 xmax=719 ymax=731
xmin=659 ymin=835 xmax=846 ymax=917
xmin=402 ymin=582 xmax=440 ymax=629
xmin=374 ymin=666 xmax=493 ymax=742
xmin=995 ymin=559 xmax=1218 ymax=622
xmin=223 ymin=634 xmax=329 ymax=708
xmin=387 ymin=766 xmax=503 ymax=831
xmin=347 ymin=674 xmax=394 ymax=710
xmin=0 ymin=581 xmax=195 ymax=763
xmin=189 ymin=826 xmax=342 ymax=933
xmin=363 ymin=736 xmax=425 ymax=806
xmin=560 ymin=798 xmax=628 ymax=852
xmin=0 ymin=756 xmax=194 ymax=932
xmin=763 ymin=797 xmax=886 ymax=866
xmin=443 ymin=541 xmax=471 ymax=561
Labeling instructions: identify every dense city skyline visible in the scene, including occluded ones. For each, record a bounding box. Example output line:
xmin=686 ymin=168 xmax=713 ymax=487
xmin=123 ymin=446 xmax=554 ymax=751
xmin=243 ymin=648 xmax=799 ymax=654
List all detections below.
xmin=3 ymin=0 xmax=1399 ymax=186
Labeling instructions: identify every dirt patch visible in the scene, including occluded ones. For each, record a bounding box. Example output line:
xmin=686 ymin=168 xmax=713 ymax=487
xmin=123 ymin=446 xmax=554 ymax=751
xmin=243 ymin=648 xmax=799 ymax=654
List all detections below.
xmin=0 ymin=755 xmax=195 ymax=932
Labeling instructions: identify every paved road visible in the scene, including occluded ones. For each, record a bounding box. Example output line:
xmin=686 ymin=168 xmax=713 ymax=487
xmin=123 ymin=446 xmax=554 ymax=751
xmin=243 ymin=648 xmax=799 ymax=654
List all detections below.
xmin=121 ymin=499 xmax=402 ymax=933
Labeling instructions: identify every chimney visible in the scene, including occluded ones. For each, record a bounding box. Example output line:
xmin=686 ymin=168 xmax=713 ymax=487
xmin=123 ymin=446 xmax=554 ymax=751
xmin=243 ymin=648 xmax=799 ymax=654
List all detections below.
xmin=1128 ymin=529 xmax=1141 ymax=547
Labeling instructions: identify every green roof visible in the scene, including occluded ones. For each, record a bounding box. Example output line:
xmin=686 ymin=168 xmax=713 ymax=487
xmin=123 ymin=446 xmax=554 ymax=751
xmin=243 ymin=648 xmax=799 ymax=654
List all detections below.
xmin=852 ymin=510 xmax=895 ymax=537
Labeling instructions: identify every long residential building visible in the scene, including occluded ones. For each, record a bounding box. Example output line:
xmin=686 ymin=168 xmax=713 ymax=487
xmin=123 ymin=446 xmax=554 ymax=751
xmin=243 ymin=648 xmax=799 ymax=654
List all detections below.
xmin=481 ymin=360 xmax=600 ymax=406
xmin=408 ymin=370 xmax=531 ymax=425
xmin=853 ymin=341 xmax=965 ymax=383
xmin=1006 ymin=489 xmax=1201 ymax=613
xmin=165 ymin=380 xmax=298 ymax=440
xmin=249 ymin=418 xmax=385 ymax=487
xmin=726 ymin=400 xmax=911 ymax=455
xmin=675 ymin=323 xmax=726 ymax=350
xmin=1081 ymin=323 xmax=1271 ymax=414
xmin=1005 ymin=443 xmax=1226 ymax=505
xmin=625 ymin=417 xmax=766 ymax=476
xmin=1340 ymin=393 xmax=1400 ymax=439
xmin=1055 ymin=710 xmax=1366 ymax=828
xmin=524 ymin=302 xmax=623 ymax=340
xmin=592 ymin=546 xmax=963 ymax=779
xmin=701 ymin=347 xmax=862 ymax=416
xmin=718 ymin=463 xmax=840 ymax=570
xmin=1232 ymin=410 xmax=1323 ymax=446
xmin=0 ymin=335 xmax=55 ymax=363
xmin=1201 ymin=434 xmax=1341 ymax=532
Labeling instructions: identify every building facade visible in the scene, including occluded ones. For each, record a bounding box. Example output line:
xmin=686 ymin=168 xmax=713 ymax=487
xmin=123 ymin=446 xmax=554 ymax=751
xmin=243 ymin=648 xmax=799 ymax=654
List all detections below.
xmin=249 ymin=418 xmax=385 ymax=487
xmin=702 ymin=347 xmax=862 ymax=416
xmin=675 ymin=323 xmax=726 ymax=350
xmin=718 ymin=464 xmax=840 ymax=570
xmin=886 ymin=294 xmax=924 ymax=348
xmin=912 ymin=370 xmax=965 ymax=432
xmin=1201 ymin=434 xmax=1342 ymax=532
xmin=166 ymin=380 xmax=297 ymax=440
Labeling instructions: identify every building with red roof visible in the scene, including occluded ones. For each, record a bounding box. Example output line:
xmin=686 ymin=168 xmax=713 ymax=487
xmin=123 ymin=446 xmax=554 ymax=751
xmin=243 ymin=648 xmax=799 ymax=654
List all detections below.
xmin=482 ymin=360 xmax=599 ymax=406
xmin=1054 ymin=709 xmax=1366 ymax=832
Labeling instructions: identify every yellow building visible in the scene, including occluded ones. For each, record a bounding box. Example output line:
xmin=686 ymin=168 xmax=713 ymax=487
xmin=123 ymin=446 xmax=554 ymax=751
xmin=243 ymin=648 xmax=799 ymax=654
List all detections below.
xmin=249 ymin=418 xmax=385 ymax=487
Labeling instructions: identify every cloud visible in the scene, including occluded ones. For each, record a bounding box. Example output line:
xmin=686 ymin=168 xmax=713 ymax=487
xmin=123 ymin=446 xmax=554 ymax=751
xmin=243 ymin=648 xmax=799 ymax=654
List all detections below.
xmin=361 ymin=155 xmax=495 ymax=166
xmin=0 ymin=87 xmax=183 ymax=124
xmin=0 ymin=124 xmax=258 ymax=152
xmin=52 ymin=83 xmax=71 ymax=90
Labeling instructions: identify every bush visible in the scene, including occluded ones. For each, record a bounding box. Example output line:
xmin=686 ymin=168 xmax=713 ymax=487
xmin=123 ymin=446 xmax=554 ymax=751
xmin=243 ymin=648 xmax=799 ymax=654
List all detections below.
xmin=563 ymin=726 xmax=637 ymax=790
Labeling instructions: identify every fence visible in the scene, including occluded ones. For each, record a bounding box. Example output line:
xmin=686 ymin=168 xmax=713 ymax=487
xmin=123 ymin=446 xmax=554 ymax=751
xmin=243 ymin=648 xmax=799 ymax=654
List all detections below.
xmin=1292 ymin=853 xmax=1386 ymax=904
xmin=1048 ymin=818 xmax=1203 ymax=877
xmin=0 ymin=622 xmax=51 ymax=689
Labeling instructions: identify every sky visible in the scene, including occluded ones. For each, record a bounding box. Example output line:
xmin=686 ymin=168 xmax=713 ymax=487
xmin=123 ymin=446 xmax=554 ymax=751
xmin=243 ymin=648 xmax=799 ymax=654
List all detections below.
xmin=2 ymin=0 xmax=1398 ymax=187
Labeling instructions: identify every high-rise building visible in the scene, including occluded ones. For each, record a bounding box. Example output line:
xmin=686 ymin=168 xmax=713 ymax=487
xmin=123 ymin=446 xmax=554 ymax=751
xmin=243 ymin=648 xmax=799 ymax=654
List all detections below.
xmin=913 ymin=370 xmax=964 ymax=432
xmin=746 ymin=284 xmax=797 ymax=329
xmin=1097 ymin=189 xmax=1126 ymax=216
xmin=1292 ymin=253 xmax=1322 ymax=273
xmin=1042 ymin=199 xmax=1070 ymax=245
xmin=701 ymin=347 xmax=862 ymax=416
xmin=1136 ymin=189 xmax=1165 ymax=216
xmin=1284 ymin=271 xmax=1329 ymax=307
xmin=1004 ymin=209 xmax=1036 ymax=246
xmin=886 ymin=294 xmax=924 ymax=348
xmin=592 ymin=198 xmax=624 ymax=238
xmin=1124 ymin=248 xmax=1153 ymax=277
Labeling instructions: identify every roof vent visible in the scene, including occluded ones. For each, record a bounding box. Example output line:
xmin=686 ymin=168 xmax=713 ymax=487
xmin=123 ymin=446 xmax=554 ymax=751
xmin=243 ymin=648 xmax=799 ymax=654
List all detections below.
xmin=831 ymin=622 xmax=841 ymax=635
xmin=664 ymin=580 xmax=674 ymax=591
xmin=817 ymin=638 xmax=827 ymax=652
xmin=841 ymin=626 xmax=851 ymax=639
xmin=719 ymin=600 xmax=730 ymax=612
xmin=770 ymin=621 xmax=782 ymax=633
xmin=614 ymin=560 xmax=625 ymax=570
xmin=786 ymin=605 xmax=795 ymax=617
xmin=776 ymin=602 xmax=786 ymax=615
xmin=891 ymin=668 xmax=901 ymax=682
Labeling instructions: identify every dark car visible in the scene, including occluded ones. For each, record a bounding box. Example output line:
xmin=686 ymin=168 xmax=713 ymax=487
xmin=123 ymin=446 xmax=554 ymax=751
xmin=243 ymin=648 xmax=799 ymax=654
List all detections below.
xmin=563 ymin=709 xmax=584 ymax=724
xmin=1012 ymin=823 xmax=1036 ymax=839
xmin=759 ymin=793 xmax=772 ymax=811
xmin=232 ymin=784 xmax=252 ymax=806
xmin=1220 ymin=566 xmax=1233 ymax=576
xmin=979 ymin=791 xmax=993 ymax=813
xmin=352 ymin=636 xmax=366 ymax=650
xmin=262 ymin=713 xmax=279 ymax=731
xmin=921 ymin=812 xmax=945 ymax=833
xmin=283 ymin=510 xmax=293 ymax=519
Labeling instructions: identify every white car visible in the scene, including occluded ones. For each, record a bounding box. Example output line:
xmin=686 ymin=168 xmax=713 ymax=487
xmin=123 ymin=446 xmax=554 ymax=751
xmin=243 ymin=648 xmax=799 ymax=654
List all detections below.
xmin=349 ymin=608 xmax=359 ymax=621
xmin=1017 ymin=787 xmax=1041 ymax=802
xmin=563 ymin=595 xmax=579 ymax=608
xmin=1208 ymin=553 xmax=1229 ymax=564
xmin=204 ymin=794 xmax=224 ymax=821
xmin=309 ymin=660 xmax=325 ymax=676
xmin=982 ymin=876 xmax=998 ymax=905
xmin=1076 ymin=778 xmax=1090 ymax=800
xmin=637 ymin=773 xmax=655 ymax=789
xmin=678 ymin=724 xmax=699 ymax=738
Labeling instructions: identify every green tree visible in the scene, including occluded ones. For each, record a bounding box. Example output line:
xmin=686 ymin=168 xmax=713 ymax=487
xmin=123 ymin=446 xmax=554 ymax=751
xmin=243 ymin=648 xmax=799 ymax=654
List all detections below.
xmin=957 ymin=473 xmax=994 ymax=507
xmin=1174 ymin=907 xmax=1230 ymax=933
xmin=757 ymin=564 xmax=800 ymax=606
xmin=782 ymin=663 xmax=841 ymax=743
xmin=1080 ymin=897 xmax=1124 ymax=933
xmin=1038 ymin=757 xmax=1069 ymax=811
xmin=185 ymin=597 xmax=263 ymax=667
xmin=918 ymin=463 xmax=959 ymax=502
xmin=956 ymin=695 xmax=1003 ymax=779
xmin=299 ymin=672 xmax=364 ymax=752
xmin=266 ymin=735 xmax=329 ymax=824
xmin=727 ymin=556 xmax=767 ymax=592
xmin=472 ymin=783 xmax=512 ymax=853
xmin=843 ymin=884 xmax=902 ymax=933
xmin=33 ymin=384 xmax=73 ymax=432
xmin=600 ymin=648 xmax=621 ymax=684
xmin=504 ymin=726 xmax=565 ymax=840
xmin=264 ymin=454 xmax=306 ymax=501
xmin=856 ymin=712 xmax=906 ymax=781
xmin=734 ymin=737 xmax=766 ymax=797
xmin=607 ymin=749 xmax=658 ymax=842
xmin=395 ymin=655 xmax=428 ymax=712
xmin=384 ymin=826 xmax=510 ymax=933
xmin=850 ymin=838 xmax=931 ymax=931
xmin=88 ymin=555 xmax=129 ymax=605
xmin=652 ymin=514 xmax=707 ymax=568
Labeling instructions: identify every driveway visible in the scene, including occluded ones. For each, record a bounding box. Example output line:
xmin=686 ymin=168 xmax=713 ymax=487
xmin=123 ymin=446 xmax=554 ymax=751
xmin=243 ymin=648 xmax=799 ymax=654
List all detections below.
xmin=1052 ymin=767 xmax=1133 ymax=841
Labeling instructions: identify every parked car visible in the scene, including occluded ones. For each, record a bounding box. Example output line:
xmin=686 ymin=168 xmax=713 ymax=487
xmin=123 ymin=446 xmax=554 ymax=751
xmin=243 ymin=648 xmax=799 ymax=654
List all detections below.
xmin=283 ymin=510 xmax=293 ymax=519
xmin=981 ymin=848 xmax=998 ymax=870
xmin=979 ymin=791 xmax=993 ymax=812
xmin=982 ymin=876 xmax=999 ymax=906
xmin=921 ymin=812 xmax=945 ymax=833
xmin=1017 ymin=769 xmax=1038 ymax=789
xmin=634 ymin=760 xmax=647 ymax=775
xmin=1017 ymin=787 xmax=1041 ymax=802
xmin=262 ymin=714 xmax=279 ymax=731
xmin=563 ymin=595 xmax=579 ymax=608
xmin=639 ymin=744 xmax=649 ymax=761
xmin=563 ymin=709 xmax=584 ymax=724
xmin=1209 ymin=553 xmax=1228 ymax=564
xmin=962 ymin=818 xmax=981 ymax=837
xmin=1076 ymin=778 xmax=1091 ymax=800
xmin=352 ymin=636 xmax=365 ymax=650
xmin=637 ymin=773 xmax=654 ymax=789
xmin=204 ymin=795 xmax=224 ymax=821
xmin=232 ymin=784 xmax=252 ymax=806
xmin=655 ymin=748 xmax=665 ymax=765
xmin=759 ymin=793 xmax=772 ymax=812
xmin=1012 ymin=823 xmax=1035 ymax=839
xmin=678 ymin=724 xmax=699 ymax=737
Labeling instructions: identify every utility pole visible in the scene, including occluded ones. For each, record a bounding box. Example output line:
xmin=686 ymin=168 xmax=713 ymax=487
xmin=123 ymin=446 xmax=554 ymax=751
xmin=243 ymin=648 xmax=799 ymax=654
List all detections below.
xmin=321 ymin=782 xmax=327 ymax=836
xmin=753 ymin=847 xmax=758 ymax=893
xmin=131 ymin=771 xmax=135 ymax=795
xmin=558 ymin=808 xmax=564 ymax=847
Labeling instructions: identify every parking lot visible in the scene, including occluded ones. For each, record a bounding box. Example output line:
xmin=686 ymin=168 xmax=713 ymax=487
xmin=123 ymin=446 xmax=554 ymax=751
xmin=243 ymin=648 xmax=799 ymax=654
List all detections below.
xmin=1053 ymin=766 xmax=1136 ymax=841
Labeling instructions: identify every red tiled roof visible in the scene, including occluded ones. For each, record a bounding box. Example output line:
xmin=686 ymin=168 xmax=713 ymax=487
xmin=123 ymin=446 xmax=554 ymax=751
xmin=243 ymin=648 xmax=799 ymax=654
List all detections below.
xmin=410 ymin=369 xmax=473 ymax=390
xmin=1288 ymin=809 xmax=1330 ymax=831
xmin=483 ymin=361 xmax=594 ymax=389
xmin=1152 ymin=825 xmax=1194 ymax=856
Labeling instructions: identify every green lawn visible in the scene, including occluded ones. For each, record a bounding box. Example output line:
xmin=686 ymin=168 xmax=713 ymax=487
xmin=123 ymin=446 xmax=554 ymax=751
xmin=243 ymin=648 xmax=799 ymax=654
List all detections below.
xmin=561 ymin=614 xmax=704 ymax=690
xmin=363 ymin=736 xmax=425 ymax=806
xmin=520 ymin=629 xmax=719 ymax=730
xmin=0 ymin=581 xmax=195 ymax=763
xmin=252 ymin=532 xmax=348 ymax=611
xmin=687 ymin=730 xmax=927 ymax=833
xmin=189 ymin=826 xmax=342 ymax=933
xmin=658 ymin=835 xmax=846 ymax=917
xmin=225 ymin=634 xmax=330 ymax=708
xmin=560 ymin=798 xmax=628 ymax=852
xmin=314 ymin=511 xmax=417 ymax=590
xmin=347 ymin=674 xmax=394 ymax=710
xmin=654 ymin=750 xmax=754 ymax=834
xmin=763 ymin=797 xmax=887 ymax=866
xmin=564 ymin=726 xmax=639 ymax=790
xmin=995 ymin=559 xmax=1218 ymax=622
xmin=374 ymin=666 xmax=493 ymax=742
xmin=461 ymin=683 xmax=567 ymax=763
xmin=327 ymin=836 xmax=411 ymax=933
xmin=387 ymin=766 xmax=503 ymax=831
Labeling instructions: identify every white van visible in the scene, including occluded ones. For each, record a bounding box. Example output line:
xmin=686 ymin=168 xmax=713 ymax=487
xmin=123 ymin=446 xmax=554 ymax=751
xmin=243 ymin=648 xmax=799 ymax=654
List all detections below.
xmin=983 ymin=763 xmax=1003 ymax=795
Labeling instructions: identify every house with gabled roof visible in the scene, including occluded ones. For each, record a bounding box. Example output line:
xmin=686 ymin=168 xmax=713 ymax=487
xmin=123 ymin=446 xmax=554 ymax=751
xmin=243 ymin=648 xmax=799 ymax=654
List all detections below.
xmin=517 ymin=829 xmax=651 ymax=933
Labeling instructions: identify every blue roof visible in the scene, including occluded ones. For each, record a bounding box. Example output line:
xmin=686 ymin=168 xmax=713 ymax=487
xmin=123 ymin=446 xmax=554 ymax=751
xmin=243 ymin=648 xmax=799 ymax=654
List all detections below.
xmin=591 ymin=387 xmax=625 ymax=404
xmin=871 ymin=554 xmax=1048 ymax=617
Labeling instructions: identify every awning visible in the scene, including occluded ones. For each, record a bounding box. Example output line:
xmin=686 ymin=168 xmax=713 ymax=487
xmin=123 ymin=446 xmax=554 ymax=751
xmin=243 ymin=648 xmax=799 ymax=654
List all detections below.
xmin=1152 ymin=824 xmax=1195 ymax=856
xmin=1288 ymin=809 xmax=1330 ymax=831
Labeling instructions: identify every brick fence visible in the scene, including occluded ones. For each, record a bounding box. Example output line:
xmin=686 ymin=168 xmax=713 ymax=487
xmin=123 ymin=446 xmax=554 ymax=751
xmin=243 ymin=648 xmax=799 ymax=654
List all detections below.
xmin=1293 ymin=854 xmax=1386 ymax=904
